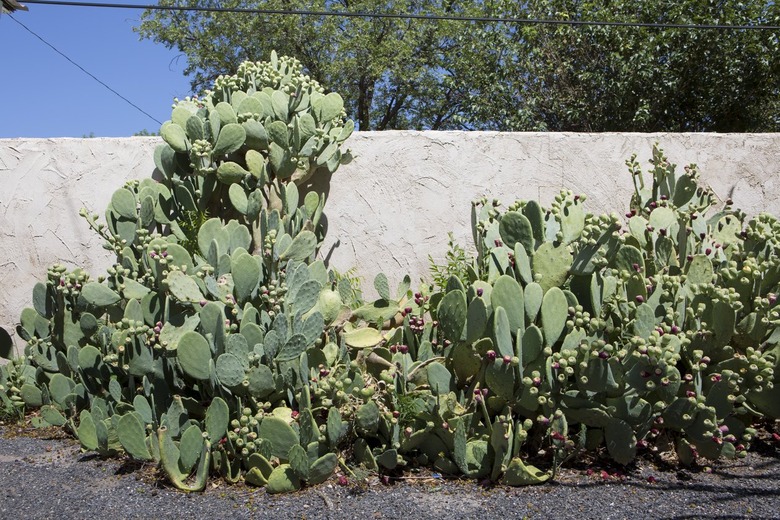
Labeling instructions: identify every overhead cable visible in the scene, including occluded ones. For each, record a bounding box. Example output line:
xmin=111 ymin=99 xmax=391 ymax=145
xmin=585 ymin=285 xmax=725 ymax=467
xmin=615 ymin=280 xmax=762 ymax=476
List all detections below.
xmin=7 ymin=14 xmax=163 ymax=125
xmin=16 ymin=0 xmax=780 ymax=31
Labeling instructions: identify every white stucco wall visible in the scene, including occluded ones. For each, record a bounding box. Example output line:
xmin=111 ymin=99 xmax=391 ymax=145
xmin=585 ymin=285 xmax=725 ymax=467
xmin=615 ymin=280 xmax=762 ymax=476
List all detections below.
xmin=1 ymin=133 xmax=778 ymax=353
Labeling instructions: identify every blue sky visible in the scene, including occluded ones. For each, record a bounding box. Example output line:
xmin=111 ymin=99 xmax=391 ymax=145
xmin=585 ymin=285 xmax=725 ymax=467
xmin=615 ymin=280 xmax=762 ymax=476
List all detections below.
xmin=0 ymin=1 xmax=192 ymax=137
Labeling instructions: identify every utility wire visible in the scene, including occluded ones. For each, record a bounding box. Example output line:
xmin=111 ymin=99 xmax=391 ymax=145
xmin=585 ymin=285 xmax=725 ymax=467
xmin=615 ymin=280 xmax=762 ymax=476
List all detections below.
xmin=7 ymin=14 xmax=163 ymax=125
xmin=17 ymin=0 xmax=780 ymax=31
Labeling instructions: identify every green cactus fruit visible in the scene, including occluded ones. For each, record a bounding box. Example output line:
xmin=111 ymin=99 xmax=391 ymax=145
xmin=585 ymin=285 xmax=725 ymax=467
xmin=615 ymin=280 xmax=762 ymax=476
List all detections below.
xmin=317 ymin=288 xmax=343 ymax=324
xmin=437 ymin=289 xmax=467 ymax=343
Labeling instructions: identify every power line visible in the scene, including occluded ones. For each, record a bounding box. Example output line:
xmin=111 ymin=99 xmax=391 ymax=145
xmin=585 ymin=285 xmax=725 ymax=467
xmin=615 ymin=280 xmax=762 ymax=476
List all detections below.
xmin=16 ymin=0 xmax=780 ymax=31
xmin=7 ymin=14 xmax=163 ymax=125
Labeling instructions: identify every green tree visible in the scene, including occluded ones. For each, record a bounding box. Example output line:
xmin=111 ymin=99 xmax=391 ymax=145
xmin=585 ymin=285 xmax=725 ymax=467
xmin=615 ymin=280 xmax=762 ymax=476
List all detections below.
xmin=137 ymin=0 xmax=780 ymax=131
xmin=137 ymin=0 xmax=484 ymax=130
xmin=462 ymin=0 xmax=780 ymax=131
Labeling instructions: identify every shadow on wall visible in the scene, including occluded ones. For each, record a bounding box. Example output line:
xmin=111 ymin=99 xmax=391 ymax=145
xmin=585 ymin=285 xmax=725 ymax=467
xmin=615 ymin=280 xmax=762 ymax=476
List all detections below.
xmin=0 ymin=327 xmax=12 ymax=362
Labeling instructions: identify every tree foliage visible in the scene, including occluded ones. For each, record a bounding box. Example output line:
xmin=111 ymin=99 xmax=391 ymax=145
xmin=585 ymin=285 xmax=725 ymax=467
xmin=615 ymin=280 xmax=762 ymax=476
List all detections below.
xmin=137 ymin=0 xmax=780 ymax=131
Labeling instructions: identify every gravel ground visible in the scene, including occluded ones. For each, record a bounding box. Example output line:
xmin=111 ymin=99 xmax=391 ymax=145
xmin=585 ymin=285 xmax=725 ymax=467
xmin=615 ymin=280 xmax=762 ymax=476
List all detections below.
xmin=2 ymin=424 xmax=779 ymax=520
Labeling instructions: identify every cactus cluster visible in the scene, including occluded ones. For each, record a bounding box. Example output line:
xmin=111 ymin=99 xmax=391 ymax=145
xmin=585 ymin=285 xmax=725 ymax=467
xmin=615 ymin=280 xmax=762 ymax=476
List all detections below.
xmin=2 ymin=53 xmax=778 ymax=494
xmin=1 ymin=52 xmax=360 ymax=492
xmin=413 ymin=145 xmax=778 ymax=473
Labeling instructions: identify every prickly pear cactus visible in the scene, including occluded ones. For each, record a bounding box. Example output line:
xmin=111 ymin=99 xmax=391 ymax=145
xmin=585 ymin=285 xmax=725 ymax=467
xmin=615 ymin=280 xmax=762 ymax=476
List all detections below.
xmin=4 ymin=52 xmax=362 ymax=492
xmin=416 ymin=144 xmax=778 ymax=473
xmin=5 ymin=106 xmax=779 ymax=498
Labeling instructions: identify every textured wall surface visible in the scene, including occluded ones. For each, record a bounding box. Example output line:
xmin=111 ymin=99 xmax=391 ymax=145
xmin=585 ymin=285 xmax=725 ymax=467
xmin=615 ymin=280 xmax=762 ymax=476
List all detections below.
xmin=1 ymin=132 xmax=778 ymax=353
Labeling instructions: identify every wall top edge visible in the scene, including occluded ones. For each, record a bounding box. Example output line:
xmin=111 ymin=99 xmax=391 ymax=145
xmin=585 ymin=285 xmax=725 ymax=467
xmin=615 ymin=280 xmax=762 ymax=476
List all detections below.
xmin=1 ymin=132 xmax=779 ymax=142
